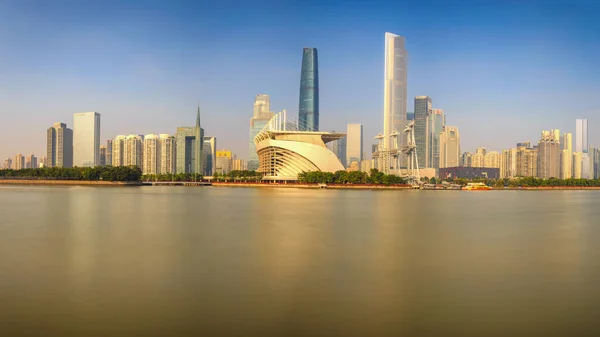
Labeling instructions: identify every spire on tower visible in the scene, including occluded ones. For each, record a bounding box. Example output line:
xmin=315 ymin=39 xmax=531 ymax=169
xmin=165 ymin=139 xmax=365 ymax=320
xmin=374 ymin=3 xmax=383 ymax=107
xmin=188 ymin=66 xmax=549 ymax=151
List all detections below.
xmin=196 ymin=104 xmax=201 ymax=127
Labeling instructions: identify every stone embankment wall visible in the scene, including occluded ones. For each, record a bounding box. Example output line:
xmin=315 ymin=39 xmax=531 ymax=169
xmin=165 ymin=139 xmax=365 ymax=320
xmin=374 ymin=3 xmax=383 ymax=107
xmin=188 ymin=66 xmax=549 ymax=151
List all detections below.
xmin=0 ymin=179 xmax=142 ymax=186
xmin=212 ymin=182 xmax=412 ymax=189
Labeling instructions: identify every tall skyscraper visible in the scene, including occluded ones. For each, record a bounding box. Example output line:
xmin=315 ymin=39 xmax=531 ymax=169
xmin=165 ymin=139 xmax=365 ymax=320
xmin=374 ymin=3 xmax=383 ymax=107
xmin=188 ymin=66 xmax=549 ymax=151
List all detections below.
xmin=383 ymin=32 xmax=408 ymax=150
xmin=142 ymin=135 xmax=160 ymax=174
xmin=106 ymin=140 xmax=113 ymax=167
xmin=99 ymin=146 xmax=107 ymax=166
xmin=560 ymin=133 xmax=572 ymax=179
xmin=25 ymin=155 xmax=37 ymax=169
xmin=429 ymin=109 xmax=445 ymax=169
xmin=203 ymin=136 xmax=217 ymax=176
xmin=249 ymin=95 xmax=274 ymax=171
xmin=160 ymin=134 xmax=177 ymax=175
xmin=573 ymin=152 xmax=583 ymax=179
xmin=346 ymin=124 xmax=363 ymax=168
xmin=590 ymin=147 xmax=600 ymax=179
xmin=112 ymin=136 xmax=126 ymax=166
xmin=439 ymin=126 xmax=460 ymax=168
xmin=299 ymin=48 xmax=319 ymax=131
xmin=176 ymin=107 xmax=203 ymax=174
xmin=576 ymin=119 xmax=588 ymax=154
xmin=124 ymin=135 xmax=143 ymax=168
xmin=414 ymin=96 xmax=432 ymax=168
xmin=13 ymin=154 xmax=25 ymax=170
xmin=46 ymin=122 xmax=73 ymax=168
xmin=73 ymin=112 xmax=100 ymax=167
xmin=537 ymin=130 xmax=561 ymax=179
xmin=500 ymin=149 xmax=517 ymax=178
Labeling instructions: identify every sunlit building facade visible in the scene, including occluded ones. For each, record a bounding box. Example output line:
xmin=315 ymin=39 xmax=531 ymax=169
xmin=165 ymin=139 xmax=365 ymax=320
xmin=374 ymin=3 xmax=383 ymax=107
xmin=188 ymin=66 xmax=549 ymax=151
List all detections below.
xmin=73 ymin=112 xmax=100 ymax=167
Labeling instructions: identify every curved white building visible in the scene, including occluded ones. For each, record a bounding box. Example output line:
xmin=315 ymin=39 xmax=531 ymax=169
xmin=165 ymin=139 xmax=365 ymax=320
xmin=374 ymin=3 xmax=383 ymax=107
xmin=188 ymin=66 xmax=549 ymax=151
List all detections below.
xmin=254 ymin=111 xmax=345 ymax=181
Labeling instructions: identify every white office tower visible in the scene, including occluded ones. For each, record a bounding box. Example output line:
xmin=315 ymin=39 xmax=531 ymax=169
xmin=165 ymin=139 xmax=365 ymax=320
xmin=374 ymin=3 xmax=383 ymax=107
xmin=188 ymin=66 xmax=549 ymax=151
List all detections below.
xmin=73 ymin=112 xmax=101 ymax=167
xmin=143 ymin=134 xmax=160 ymax=175
xmin=346 ymin=124 xmax=363 ymax=168
xmin=159 ymin=134 xmax=176 ymax=174
xmin=575 ymin=119 xmax=588 ymax=154
xmin=560 ymin=133 xmax=572 ymax=179
xmin=374 ymin=32 xmax=408 ymax=174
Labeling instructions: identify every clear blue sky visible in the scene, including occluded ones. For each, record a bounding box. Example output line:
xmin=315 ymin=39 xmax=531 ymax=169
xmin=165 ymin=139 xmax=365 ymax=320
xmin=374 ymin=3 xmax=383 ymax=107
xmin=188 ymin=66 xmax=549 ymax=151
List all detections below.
xmin=1 ymin=0 xmax=599 ymax=161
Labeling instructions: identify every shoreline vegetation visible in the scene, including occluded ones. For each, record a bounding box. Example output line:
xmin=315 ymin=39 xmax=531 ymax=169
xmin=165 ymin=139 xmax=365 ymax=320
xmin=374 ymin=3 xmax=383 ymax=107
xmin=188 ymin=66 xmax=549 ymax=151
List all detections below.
xmin=2 ymin=168 xmax=600 ymax=190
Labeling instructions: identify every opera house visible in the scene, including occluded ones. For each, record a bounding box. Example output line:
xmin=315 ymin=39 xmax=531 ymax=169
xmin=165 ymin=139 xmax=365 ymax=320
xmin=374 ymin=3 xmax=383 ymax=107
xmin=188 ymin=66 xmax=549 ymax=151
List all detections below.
xmin=253 ymin=111 xmax=345 ymax=181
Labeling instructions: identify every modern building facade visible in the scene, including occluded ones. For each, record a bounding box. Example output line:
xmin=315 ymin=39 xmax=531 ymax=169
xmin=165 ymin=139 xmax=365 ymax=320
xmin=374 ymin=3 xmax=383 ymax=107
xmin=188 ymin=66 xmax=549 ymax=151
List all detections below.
xmin=143 ymin=134 xmax=160 ymax=174
xmin=254 ymin=111 xmax=345 ymax=180
xmin=414 ymin=96 xmax=432 ymax=168
xmin=123 ymin=135 xmax=143 ymax=168
xmin=429 ymin=109 xmax=445 ymax=169
xmin=106 ymin=140 xmax=113 ymax=167
xmin=13 ymin=154 xmax=25 ymax=170
xmin=560 ymin=133 xmax=573 ymax=179
xmin=575 ymin=119 xmax=588 ymax=154
xmin=439 ymin=126 xmax=460 ymax=168
xmin=249 ymin=94 xmax=274 ymax=171
xmin=99 ymin=146 xmax=107 ymax=166
xmin=500 ymin=148 xmax=517 ymax=178
xmin=346 ymin=124 xmax=363 ymax=169
xmin=383 ymin=32 xmax=408 ymax=150
xmin=327 ymin=137 xmax=347 ymax=168
xmin=216 ymin=150 xmax=233 ymax=175
xmin=484 ymin=151 xmax=501 ymax=169
xmin=537 ymin=130 xmax=561 ymax=179
xmin=515 ymin=144 xmax=537 ymax=177
xmin=439 ymin=167 xmax=500 ymax=180
xmin=573 ymin=152 xmax=583 ymax=179
xmin=73 ymin=112 xmax=100 ymax=167
xmin=176 ymin=108 xmax=204 ymax=174
xmin=46 ymin=122 xmax=73 ymax=168
xmin=111 ymin=136 xmax=126 ymax=167
xmin=203 ymin=136 xmax=217 ymax=176
xmin=159 ymin=134 xmax=176 ymax=174
xmin=299 ymin=48 xmax=319 ymax=131
xmin=3 ymin=158 xmax=12 ymax=169
xmin=25 ymin=155 xmax=37 ymax=169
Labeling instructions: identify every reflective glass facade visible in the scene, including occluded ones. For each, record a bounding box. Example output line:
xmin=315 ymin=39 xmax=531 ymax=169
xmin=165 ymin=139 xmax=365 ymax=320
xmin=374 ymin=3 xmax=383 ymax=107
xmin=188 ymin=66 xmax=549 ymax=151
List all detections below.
xmin=299 ymin=48 xmax=319 ymax=131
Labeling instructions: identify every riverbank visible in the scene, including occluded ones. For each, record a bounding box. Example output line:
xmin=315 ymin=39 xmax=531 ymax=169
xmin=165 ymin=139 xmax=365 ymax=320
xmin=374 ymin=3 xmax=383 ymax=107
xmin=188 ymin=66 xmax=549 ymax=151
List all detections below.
xmin=212 ymin=182 xmax=413 ymax=189
xmin=0 ymin=179 xmax=143 ymax=186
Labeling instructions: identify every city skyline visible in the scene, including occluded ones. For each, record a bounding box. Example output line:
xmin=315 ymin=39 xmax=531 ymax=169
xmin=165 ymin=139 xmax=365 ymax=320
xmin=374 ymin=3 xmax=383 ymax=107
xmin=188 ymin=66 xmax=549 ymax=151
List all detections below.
xmin=1 ymin=1 xmax=599 ymax=161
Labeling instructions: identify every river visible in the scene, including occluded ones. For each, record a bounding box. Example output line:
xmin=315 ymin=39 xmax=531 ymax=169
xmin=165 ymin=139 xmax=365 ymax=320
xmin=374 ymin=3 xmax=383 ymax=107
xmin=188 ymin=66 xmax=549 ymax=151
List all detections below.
xmin=1 ymin=186 xmax=599 ymax=336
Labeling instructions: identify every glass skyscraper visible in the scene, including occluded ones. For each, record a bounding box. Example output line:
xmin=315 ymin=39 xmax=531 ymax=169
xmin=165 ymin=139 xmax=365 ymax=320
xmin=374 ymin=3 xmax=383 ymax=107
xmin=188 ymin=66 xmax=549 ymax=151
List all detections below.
xmin=73 ymin=112 xmax=100 ymax=167
xmin=175 ymin=107 xmax=203 ymax=174
xmin=576 ymin=118 xmax=588 ymax=153
xmin=414 ymin=96 xmax=432 ymax=169
xmin=249 ymin=95 xmax=274 ymax=171
xmin=299 ymin=47 xmax=319 ymax=131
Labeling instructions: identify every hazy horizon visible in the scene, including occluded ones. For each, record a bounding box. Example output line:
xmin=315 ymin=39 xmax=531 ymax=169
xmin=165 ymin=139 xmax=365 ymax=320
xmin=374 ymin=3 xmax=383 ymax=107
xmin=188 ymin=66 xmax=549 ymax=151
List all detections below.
xmin=1 ymin=0 xmax=599 ymax=162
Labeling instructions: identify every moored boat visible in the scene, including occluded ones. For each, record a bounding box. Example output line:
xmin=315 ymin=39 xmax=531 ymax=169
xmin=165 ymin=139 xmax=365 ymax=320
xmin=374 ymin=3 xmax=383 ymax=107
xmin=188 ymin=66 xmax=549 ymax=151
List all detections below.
xmin=462 ymin=182 xmax=492 ymax=191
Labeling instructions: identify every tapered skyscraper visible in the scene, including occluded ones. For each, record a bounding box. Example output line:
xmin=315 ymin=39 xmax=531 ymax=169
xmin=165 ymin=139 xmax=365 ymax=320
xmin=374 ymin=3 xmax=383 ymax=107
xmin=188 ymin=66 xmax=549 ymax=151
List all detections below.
xmin=299 ymin=48 xmax=319 ymax=131
xmin=383 ymin=32 xmax=408 ymax=150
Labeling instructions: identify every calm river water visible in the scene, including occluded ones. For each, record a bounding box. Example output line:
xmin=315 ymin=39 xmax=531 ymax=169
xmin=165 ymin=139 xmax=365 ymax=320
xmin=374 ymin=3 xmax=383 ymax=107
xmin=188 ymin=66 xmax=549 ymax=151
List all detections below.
xmin=1 ymin=186 xmax=600 ymax=336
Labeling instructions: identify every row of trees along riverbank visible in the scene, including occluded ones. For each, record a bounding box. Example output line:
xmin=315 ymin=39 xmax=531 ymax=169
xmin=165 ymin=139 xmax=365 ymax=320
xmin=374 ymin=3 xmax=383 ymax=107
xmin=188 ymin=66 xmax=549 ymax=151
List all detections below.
xmin=298 ymin=169 xmax=406 ymax=185
xmin=0 ymin=166 xmax=142 ymax=181
xmin=441 ymin=176 xmax=600 ymax=187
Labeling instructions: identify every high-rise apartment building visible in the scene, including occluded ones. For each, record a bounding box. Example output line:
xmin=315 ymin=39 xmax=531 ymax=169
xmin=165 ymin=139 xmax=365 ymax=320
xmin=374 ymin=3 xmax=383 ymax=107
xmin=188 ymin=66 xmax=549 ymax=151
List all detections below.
xmin=414 ymin=96 xmax=432 ymax=168
xmin=429 ymin=109 xmax=445 ymax=169
xmin=515 ymin=143 xmax=537 ymax=177
xmin=439 ymin=126 xmax=460 ymax=168
xmin=124 ymin=135 xmax=143 ymax=168
xmin=500 ymin=149 xmax=517 ymax=178
xmin=46 ymin=122 xmax=73 ymax=168
xmin=461 ymin=152 xmax=472 ymax=167
xmin=215 ymin=150 xmax=233 ymax=175
xmin=471 ymin=147 xmax=487 ymax=168
xmin=232 ymin=158 xmax=247 ymax=171
xmin=299 ymin=48 xmax=319 ymax=131
xmin=13 ymin=154 xmax=25 ymax=170
xmin=3 ymin=158 xmax=12 ymax=169
xmin=176 ymin=108 xmax=203 ymax=174
xmin=590 ymin=147 xmax=600 ymax=179
xmin=537 ymin=130 xmax=561 ymax=179
xmin=111 ymin=136 xmax=126 ymax=166
xmin=25 ymin=155 xmax=37 ymax=169
xmin=142 ymin=134 xmax=160 ymax=174
xmin=73 ymin=112 xmax=100 ymax=167
xmin=575 ymin=119 xmax=588 ymax=153
xmin=160 ymin=134 xmax=176 ymax=175
xmin=484 ymin=151 xmax=501 ymax=169
xmin=99 ymin=146 xmax=107 ymax=166
xmin=203 ymin=136 xmax=217 ymax=176
xmin=346 ymin=124 xmax=363 ymax=168
xmin=383 ymin=32 xmax=408 ymax=150
xmin=106 ymin=140 xmax=113 ymax=167
xmin=248 ymin=95 xmax=274 ymax=171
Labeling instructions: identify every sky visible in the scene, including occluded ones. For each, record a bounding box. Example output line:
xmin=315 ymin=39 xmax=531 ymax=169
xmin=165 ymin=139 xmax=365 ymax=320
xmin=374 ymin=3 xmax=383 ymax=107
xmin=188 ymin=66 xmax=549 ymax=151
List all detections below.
xmin=1 ymin=0 xmax=599 ymax=162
